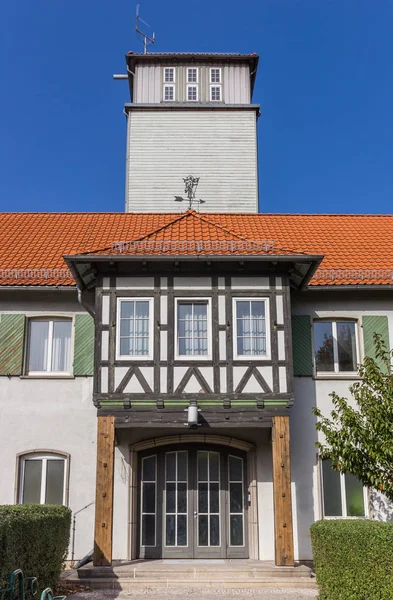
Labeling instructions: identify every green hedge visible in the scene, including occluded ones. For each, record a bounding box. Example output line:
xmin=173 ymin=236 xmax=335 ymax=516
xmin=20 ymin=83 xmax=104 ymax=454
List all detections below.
xmin=0 ymin=505 xmax=71 ymax=591
xmin=310 ymin=519 xmax=393 ymax=600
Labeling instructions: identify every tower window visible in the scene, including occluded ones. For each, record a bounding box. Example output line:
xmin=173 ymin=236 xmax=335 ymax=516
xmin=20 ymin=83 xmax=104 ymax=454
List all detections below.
xmin=187 ymin=68 xmax=198 ymax=83
xmin=187 ymin=86 xmax=198 ymax=101
xmin=164 ymin=68 xmax=175 ymax=83
xmin=210 ymin=68 xmax=221 ymax=84
xmin=210 ymin=86 xmax=221 ymax=102
xmin=164 ymin=85 xmax=175 ymax=102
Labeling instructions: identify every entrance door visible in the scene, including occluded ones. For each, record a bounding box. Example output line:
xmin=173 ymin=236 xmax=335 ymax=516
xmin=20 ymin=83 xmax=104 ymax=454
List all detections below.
xmin=138 ymin=445 xmax=248 ymax=559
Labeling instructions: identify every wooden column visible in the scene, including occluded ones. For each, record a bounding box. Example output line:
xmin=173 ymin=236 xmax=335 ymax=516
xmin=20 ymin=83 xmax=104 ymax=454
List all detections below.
xmin=93 ymin=416 xmax=115 ymax=566
xmin=272 ymin=415 xmax=294 ymax=566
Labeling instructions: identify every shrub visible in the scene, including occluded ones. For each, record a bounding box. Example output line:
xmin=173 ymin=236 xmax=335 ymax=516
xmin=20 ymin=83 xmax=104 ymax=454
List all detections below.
xmin=310 ymin=519 xmax=393 ymax=600
xmin=0 ymin=505 xmax=71 ymax=591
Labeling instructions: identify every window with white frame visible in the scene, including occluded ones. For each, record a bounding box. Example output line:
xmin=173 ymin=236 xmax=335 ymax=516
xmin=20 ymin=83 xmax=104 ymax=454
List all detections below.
xmin=19 ymin=453 xmax=68 ymax=505
xmin=313 ymin=320 xmax=358 ymax=374
xmin=234 ymin=299 xmax=269 ymax=358
xmin=117 ymin=298 xmax=153 ymax=359
xmin=27 ymin=318 xmax=72 ymax=375
xmin=187 ymin=67 xmax=198 ymax=83
xmin=322 ymin=459 xmax=367 ymax=518
xmin=210 ymin=68 xmax=221 ymax=83
xmin=187 ymin=85 xmax=198 ymax=101
xmin=164 ymin=68 xmax=175 ymax=83
xmin=176 ymin=299 xmax=210 ymax=357
xmin=210 ymin=86 xmax=221 ymax=102
xmin=164 ymin=85 xmax=175 ymax=101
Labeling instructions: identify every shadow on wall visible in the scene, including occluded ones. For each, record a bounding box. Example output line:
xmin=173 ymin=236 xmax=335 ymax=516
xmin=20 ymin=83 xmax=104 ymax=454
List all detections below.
xmin=291 ymin=377 xmax=319 ymax=562
xmin=370 ymin=489 xmax=393 ymax=521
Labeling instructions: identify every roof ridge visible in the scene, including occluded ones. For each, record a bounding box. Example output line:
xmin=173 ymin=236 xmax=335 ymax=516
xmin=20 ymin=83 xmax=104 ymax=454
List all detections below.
xmin=132 ymin=211 xmax=192 ymax=242
xmin=190 ymin=211 xmax=250 ymax=241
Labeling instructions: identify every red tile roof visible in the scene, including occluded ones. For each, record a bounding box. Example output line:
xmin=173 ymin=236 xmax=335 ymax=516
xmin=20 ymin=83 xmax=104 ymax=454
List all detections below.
xmin=0 ymin=210 xmax=392 ymax=287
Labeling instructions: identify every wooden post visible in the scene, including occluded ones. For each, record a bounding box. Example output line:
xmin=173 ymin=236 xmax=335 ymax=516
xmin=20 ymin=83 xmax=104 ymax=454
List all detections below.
xmin=272 ymin=415 xmax=294 ymax=566
xmin=93 ymin=416 xmax=115 ymax=566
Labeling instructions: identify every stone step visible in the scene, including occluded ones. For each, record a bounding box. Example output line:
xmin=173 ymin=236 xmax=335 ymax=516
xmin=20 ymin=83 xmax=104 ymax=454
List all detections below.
xmin=64 ymin=576 xmax=317 ymax=590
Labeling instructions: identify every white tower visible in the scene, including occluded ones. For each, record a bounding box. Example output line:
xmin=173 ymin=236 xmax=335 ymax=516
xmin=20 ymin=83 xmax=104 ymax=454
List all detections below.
xmin=123 ymin=52 xmax=260 ymax=213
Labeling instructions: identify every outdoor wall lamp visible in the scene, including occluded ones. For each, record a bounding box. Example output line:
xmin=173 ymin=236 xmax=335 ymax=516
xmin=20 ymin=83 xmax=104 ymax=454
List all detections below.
xmin=185 ymin=400 xmax=201 ymax=428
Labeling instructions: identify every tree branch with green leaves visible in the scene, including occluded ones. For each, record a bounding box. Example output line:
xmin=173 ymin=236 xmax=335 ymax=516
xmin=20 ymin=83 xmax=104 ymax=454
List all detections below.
xmin=313 ymin=333 xmax=393 ymax=501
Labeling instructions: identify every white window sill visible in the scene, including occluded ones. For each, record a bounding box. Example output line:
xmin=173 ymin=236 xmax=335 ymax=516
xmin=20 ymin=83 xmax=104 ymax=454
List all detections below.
xmin=314 ymin=373 xmax=361 ymax=381
xmin=21 ymin=375 xmax=75 ymax=380
xmin=323 ymin=515 xmax=368 ymax=520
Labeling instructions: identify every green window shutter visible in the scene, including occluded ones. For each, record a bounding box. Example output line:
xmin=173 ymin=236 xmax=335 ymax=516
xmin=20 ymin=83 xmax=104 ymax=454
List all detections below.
xmin=362 ymin=315 xmax=390 ymax=370
xmin=292 ymin=315 xmax=313 ymax=377
xmin=0 ymin=314 xmax=26 ymax=376
xmin=74 ymin=314 xmax=95 ymax=376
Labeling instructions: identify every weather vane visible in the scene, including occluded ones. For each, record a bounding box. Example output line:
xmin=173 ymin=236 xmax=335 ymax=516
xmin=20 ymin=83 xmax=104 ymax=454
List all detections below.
xmin=174 ymin=176 xmax=206 ymax=210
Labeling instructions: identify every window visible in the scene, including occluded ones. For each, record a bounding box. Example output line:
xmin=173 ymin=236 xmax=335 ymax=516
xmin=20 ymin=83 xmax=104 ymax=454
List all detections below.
xmin=164 ymin=85 xmax=175 ymax=101
xmin=19 ymin=453 xmax=68 ymax=505
xmin=210 ymin=68 xmax=221 ymax=83
xmin=27 ymin=318 xmax=72 ymax=375
xmin=314 ymin=320 xmax=358 ymax=374
xmin=233 ymin=299 xmax=270 ymax=358
xmin=141 ymin=455 xmax=157 ymax=547
xmin=187 ymin=85 xmax=198 ymax=101
xmin=322 ymin=459 xmax=367 ymax=518
xmin=187 ymin=67 xmax=198 ymax=83
xmin=117 ymin=298 xmax=153 ymax=359
xmin=210 ymin=86 xmax=221 ymax=102
xmin=175 ymin=299 xmax=211 ymax=358
xmin=164 ymin=68 xmax=175 ymax=83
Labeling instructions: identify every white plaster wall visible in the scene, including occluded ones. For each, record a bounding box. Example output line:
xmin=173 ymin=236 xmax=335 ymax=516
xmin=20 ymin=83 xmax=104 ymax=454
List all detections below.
xmin=0 ymin=291 xmax=97 ymax=562
xmin=290 ymin=289 xmax=393 ymax=560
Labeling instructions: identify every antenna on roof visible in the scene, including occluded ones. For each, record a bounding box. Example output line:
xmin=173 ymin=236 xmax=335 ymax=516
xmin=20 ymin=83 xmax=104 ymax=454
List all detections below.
xmin=136 ymin=4 xmax=155 ymax=54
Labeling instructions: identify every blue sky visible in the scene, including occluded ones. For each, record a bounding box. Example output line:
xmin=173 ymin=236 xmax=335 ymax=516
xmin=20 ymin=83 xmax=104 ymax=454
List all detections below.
xmin=0 ymin=0 xmax=392 ymax=214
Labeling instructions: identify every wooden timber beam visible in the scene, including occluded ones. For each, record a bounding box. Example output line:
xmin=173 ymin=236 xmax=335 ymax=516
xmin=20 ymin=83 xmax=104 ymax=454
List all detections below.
xmin=272 ymin=415 xmax=294 ymax=566
xmin=93 ymin=416 xmax=115 ymax=566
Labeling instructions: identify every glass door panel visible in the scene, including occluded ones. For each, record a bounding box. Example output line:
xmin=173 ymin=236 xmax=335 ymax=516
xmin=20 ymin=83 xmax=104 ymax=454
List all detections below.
xmin=195 ymin=451 xmax=223 ymax=556
xmin=228 ymin=455 xmax=245 ymax=547
xmin=141 ymin=455 xmax=157 ymax=548
xmin=165 ymin=451 xmax=189 ymax=549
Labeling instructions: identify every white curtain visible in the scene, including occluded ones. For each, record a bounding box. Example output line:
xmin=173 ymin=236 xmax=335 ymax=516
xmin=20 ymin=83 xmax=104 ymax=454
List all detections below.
xmin=51 ymin=321 xmax=71 ymax=372
xmin=28 ymin=321 xmax=49 ymax=371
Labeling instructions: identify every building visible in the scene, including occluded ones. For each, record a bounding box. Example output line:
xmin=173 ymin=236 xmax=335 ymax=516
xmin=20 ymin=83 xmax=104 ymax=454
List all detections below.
xmin=0 ymin=51 xmax=392 ymax=569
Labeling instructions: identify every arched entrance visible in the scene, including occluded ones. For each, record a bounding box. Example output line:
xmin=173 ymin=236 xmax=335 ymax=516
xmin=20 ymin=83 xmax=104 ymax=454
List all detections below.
xmin=129 ymin=435 xmax=258 ymax=560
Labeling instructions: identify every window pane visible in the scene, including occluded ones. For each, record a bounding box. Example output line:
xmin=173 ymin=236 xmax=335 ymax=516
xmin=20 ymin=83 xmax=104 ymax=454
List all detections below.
xmin=45 ymin=460 xmax=65 ymax=504
xmin=337 ymin=322 xmax=357 ymax=372
xmin=198 ymin=515 xmax=208 ymax=546
xmin=229 ymin=456 xmax=243 ymax=482
xmin=166 ymin=515 xmax=175 ymax=546
xmin=143 ymin=482 xmax=156 ymax=513
xmin=209 ymin=453 xmax=219 ymax=482
xmin=237 ymin=337 xmax=251 ymax=356
xmin=136 ymin=301 xmax=149 ymax=318
xmin=51 ymin=321 xmax=71 ymax=372
xmin=166 ymin=483 xmax=176 ymax=513
xmin=28 ymin=321 xmax=49 ymax=371
xmin=177 ymin=452 xmax=187 ymax=482
xmin=345 ymin=473 xmax=365 ymax=516
xmin=193 ymin=338 xmax=207 ymax=355
xmin=237 ymin=318 xmax=250 ymax=336
xmin=121 ymin=301 xmax=134 ymax=318
xmin=198 ymin=452 xmax=208 ymax=481
xmin=177 ymin=483 xmax=187 ymax=513
xmin=314 ymin=322 xmax=334 ymax=372
xmin=178 ymin=303 xmax=193 ymax=319
xmin=198 ymin=483 xmax=208 ymax=513
xmin=194 ymin=303 xmax=207 ymax=320
xmin=23 ymin=460 xmax=42 ymax=504
xmin=210 ymin=483 xmax=219 ymax=513
xmin=177 ymin=514 xmax=187 ymax=546
xmin=120 ymin=319 xmax=134 ymax=336
xmin=142 ymin=514 xmax=155 ymax=546
xmin=230 ymin=483 xmax=243 ymax=513
xmin=236 ymin=301 xmax=250 ymax=319
xmin=251 ymin=301 xmax=265 ymax=318
xmin=252 ymin=337 xmax=266 ymax=355
xmin=230 ymin=515 xmax=243 ymax=546
xmin=120 ymin=338 xmax=133 ymax=356
xmin=143 ymin=456 xmax=156 ymax=481
xmin=210 ymin=515 xmax=220 ymax=546
xmin=166 ymin=453 xmax=176 ymax=481
xmin=322 ymin=460 xmax=342 ymax=516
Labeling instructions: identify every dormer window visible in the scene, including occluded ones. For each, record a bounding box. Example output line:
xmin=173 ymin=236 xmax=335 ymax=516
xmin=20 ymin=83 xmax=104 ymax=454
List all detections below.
xmin=187 ymin=86 xmax=198 ymax=101
xmin=210 ymin=86 xmax=221 ymax=102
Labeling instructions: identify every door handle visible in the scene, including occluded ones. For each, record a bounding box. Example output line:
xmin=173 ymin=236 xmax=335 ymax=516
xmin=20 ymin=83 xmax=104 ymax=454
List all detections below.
xmin=194 ymin=511 xmax=198 ymax=518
